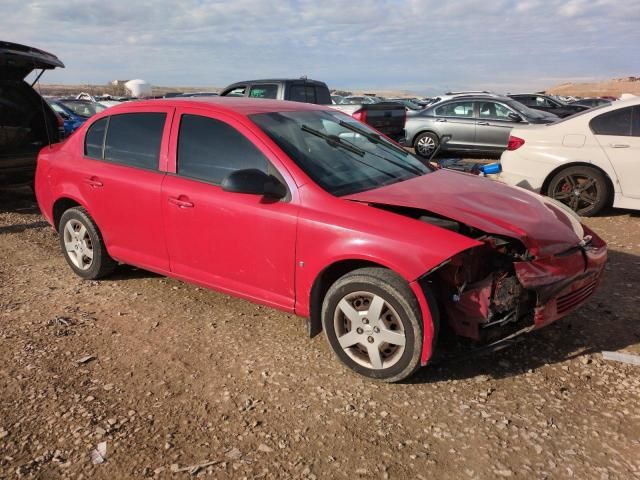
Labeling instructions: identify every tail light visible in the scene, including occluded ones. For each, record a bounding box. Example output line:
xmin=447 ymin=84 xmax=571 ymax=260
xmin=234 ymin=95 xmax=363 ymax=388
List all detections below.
xmin=352 ymin=108 xmax=367 ymax=124
xmin=507 ymin=135 xmax=525 ymax=151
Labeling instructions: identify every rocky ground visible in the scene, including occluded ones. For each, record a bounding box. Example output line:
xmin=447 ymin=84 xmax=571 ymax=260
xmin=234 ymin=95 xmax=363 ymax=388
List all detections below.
xmin=1 ymin=186 xmax=639 ymax=479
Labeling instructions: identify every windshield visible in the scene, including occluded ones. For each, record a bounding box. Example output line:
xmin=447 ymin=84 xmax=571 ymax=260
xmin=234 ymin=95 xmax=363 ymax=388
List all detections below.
xmin=59 ymin=101 xmax=106 ymax=118
xmin=250 ymin=110 xmax=430 ymax=196
xmin=506 ymin=100 xmax=548 ymax=120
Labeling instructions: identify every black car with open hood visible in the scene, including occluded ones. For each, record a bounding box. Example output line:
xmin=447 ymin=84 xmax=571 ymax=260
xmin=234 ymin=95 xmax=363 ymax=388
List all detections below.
xmin=0 ymin=41 xmax=65 ymax=185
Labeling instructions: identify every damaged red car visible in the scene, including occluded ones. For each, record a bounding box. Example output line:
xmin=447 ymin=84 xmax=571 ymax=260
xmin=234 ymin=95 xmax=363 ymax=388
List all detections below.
xmin=35 ymin=98 xmax=607 ymax=382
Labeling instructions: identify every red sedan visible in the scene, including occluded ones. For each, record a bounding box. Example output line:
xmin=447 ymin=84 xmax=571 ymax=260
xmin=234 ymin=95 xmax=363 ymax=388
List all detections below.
xmin=35 ymin=98 xmax=607 ymax=382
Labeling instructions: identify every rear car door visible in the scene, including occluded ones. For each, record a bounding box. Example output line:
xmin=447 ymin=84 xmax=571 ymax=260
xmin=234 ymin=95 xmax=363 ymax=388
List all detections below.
xmin=78 ymin=108 xmax=173 ymax=270
xmin=433 ymin=100 xmax=476 ymax=148
xmin=475 ymin=101 xmax=519 ymax=150
xmin=592 ymin=106 xmax=640 ymax=199
xmin=161 ymin=108 xmax=299 ymax=309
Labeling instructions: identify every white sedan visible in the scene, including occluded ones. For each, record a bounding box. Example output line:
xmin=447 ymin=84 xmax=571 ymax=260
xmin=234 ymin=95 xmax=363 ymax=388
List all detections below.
xmin=497 ymin=97 xmax=639 ymax=216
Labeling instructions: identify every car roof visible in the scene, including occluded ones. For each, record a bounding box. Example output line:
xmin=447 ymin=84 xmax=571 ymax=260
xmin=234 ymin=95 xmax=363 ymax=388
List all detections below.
xmin=104 ymin=97 xmax=331 ymax=116
xmin=225 ymin=78 xmax=327 ymax=86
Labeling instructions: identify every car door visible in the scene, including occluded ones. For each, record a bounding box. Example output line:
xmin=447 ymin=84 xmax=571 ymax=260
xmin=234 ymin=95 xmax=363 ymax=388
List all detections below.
xmin=161 ymin=108 xmax=299 ymax=310
xmin=432 ymin=100 xmax=476 ymax=148
xmin=592 ymin=106 xmax=640 ymax=199
xmin=475 ymin=101 xmax=519 ymax=150
xmin=78 ymin=108 xmax=173 ymax=271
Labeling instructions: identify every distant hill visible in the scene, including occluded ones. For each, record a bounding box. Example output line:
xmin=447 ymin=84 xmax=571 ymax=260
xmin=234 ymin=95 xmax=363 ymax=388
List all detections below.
xmin=547 ymin=77 xmax=640 ymax=97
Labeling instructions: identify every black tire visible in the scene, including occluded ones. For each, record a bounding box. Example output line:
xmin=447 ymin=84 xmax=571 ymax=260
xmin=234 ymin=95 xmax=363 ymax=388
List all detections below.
xmin=413 ymin=132 xmax=439 ymax=159
xmin=321 ymin=267 xmax=429 ymax=382
xmin=547 ymin=166 xmax=609 ymax=217
xmin=58 ymin=207 xmax=117 ymax=279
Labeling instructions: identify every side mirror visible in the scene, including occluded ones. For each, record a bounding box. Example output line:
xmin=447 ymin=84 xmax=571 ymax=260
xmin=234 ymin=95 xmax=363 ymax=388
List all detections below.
xmin=221 ymin=169 xmax=287 ymax=199
xmin=507 ymin=112 xmax=523 ymax=122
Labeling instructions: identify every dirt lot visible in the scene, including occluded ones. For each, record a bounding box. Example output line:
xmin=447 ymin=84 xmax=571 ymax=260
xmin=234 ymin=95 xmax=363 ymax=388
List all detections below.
xmin=1 ymin=186 xmax=639 ymax=479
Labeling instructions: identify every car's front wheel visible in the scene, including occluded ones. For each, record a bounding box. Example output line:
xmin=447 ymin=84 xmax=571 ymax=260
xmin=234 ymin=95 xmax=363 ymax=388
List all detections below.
xmin=58 ymin=207 xmax=117 ymax=279
xmin=547 ymin=166 xmax=609 ymax=216
xmin=414 ymin=132 xmax=439 ymax=159
xmin=321 ymin=268 xmax=426 ymax=382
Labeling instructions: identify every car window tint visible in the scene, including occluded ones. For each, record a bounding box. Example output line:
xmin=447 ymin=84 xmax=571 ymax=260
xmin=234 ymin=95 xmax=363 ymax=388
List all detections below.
xmin=289 ymin=85 xmax=316 ymax=103
xmin=177 ymin=114 xmax=268 ymax=184
xmin=434 ymin=101 xmax=474 ymax=118
xmin=590 ymin=107 xmax=633 ymax=136
xmin=223 ymin=86 xmax=246 ymax=97
xmin=633 ymin=107 xmax=640 ymax=137
xmin=249 ymin=84 xmax=278 ymax=99
xmin=478 ymin=102 xmax=514 ymax=120
xmin=84 ymin=117 xmax=108 ymax=159
xmin=104 ymin=113 xmax=166 ymax=169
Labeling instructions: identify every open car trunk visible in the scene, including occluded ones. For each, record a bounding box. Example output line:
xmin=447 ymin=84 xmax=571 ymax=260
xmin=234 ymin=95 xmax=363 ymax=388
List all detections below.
xmin=0 ymin=41 xmax=64 ymax=185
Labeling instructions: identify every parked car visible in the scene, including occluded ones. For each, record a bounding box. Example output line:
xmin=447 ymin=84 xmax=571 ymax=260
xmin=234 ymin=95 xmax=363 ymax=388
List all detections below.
xmin=339 ymin=96 xmax=381 ymax=105
xmin=48 ymin=99 xmax=107 ymax=135
xmin=0 ymin=41 xmax=65 ymax=185
xmin=405 ymin=95 xmax=558 ymax=158
xmin=508 ymin=93 xmax=590 ymax=118
xmin=386 ymin=98 xmax=423 ymax=111
xmin=330 ymin=95 xmax=344 ymax=104
xmin=569 ymin=98 xmax=612 ymax=108
xmin=36 ymin=97 xmax=607 ymax=382
xmin=220 ymin=78 xmax=406 ymax=141
xmin=178 ymin=92 xmax=219 ymax=97
xmin=498 ymin=97 xmax=640 ymax=216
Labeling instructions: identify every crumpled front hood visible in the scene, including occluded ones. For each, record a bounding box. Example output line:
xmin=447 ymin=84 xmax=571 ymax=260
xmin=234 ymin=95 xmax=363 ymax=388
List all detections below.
xmin=344 ymin=169 xmax=584 ymax=257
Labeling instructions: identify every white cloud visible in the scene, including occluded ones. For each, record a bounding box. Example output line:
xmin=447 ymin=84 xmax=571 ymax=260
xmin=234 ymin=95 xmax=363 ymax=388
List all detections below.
xmin=1 ymin=0 xmax=638 ymax=93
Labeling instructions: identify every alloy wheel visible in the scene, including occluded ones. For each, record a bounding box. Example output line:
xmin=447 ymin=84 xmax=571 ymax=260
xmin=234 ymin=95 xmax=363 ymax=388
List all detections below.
xmin=416 ymin=135 xmax=436 ymax=156
xmin=62 ymin=219 xmax=94 ymax=270
xmin=333 ymin=291 xmax=406 ymax=370
xmin=551 ymin=173 xmax=600 ymax=215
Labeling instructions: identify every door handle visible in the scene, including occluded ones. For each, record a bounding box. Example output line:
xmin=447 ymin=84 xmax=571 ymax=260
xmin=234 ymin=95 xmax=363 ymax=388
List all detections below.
xmin=609 ymin=144 xmax=630 ymax=148
xmin=84 ymin=176 xmax=103 ymax=188
xmin=168 ymin=196 xmax=194 ymax=208
xmin=477 ymin=121 xmax=490 ymax=126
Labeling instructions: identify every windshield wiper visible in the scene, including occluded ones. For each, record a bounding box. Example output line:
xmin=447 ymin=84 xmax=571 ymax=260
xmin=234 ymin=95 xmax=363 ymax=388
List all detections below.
xmin=301 ymin=124 xmax=365 ymax=157
xmin=337 ymin=121 xmax=425 ymax=176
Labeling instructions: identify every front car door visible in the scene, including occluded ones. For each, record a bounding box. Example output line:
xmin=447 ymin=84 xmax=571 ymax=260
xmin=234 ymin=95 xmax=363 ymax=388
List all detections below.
xmin=475 ymin=101 xmax=520 ymax=150
xmin=161 ymin=107 xmax=299 ymax=310
xmin=432 ymin=100 xmax=476 ymax=148
xmin=591 ymin=105 xmax=640 ymax=199
xmin=78 ymin=108 xmax=173 ymax=270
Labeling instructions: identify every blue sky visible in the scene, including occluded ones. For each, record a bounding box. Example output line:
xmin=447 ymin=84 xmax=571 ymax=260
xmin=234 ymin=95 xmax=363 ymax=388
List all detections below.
xmin=3 ymin=0 xmax=639 ymax=94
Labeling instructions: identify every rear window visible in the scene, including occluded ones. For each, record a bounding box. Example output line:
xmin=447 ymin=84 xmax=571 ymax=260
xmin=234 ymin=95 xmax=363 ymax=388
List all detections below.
xmin=289 ymin=85 xmax=316 ymax=104
xmin=104 ymin=113 xmax=166 ymax=169
xmin=590 ymin=107 xmax=633 ymax=136
xmin=249 ymin=84 xmax=278 ymax=99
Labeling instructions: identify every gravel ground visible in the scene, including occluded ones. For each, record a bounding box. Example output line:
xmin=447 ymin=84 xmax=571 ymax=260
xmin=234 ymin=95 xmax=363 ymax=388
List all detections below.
xmin=1 ymin=186 xmax=639 ymax=479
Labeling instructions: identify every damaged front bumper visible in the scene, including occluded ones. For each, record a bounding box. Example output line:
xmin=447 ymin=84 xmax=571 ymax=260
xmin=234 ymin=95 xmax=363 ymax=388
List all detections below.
xmin=438 ymin=225 xmax=607 ymax=344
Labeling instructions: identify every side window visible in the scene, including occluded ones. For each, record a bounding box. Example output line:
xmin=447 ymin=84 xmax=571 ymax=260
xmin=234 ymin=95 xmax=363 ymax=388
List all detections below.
xmin=479 ymin=102 xmax=515 ymax=120
xmin=289 ymin=85 xmax=316 ymax=104
xmin=84 ymin=117 xmax=108 ymax=159
xmin=315 ymin=86 xmax=332 ymax=105
xmin=535 ymin=96 xmax=554 ymax=108
xmin=590 ymin=107 xmax=633 ymax=136
xmin=633 ymin=107 xmax=640 ymax=137
xmin=104 ymin=113 xmax=166 ymax=170
xmin=434 ymin=101 xmax=474 ymax=118
xmin=248 ymin=84 xmax=278 ymax=99
xmin=514 ymin=96 xmax=535 ymax=107
xmin=222 ymin=86 xmax=246 ymax=97
xmin=177 ymin=114 xmax=268 ymax=184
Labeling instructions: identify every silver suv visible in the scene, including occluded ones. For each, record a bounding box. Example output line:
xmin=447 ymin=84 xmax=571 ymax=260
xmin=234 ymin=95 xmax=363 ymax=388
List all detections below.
xmin=405 ymin=95 xmax=558 ymax=158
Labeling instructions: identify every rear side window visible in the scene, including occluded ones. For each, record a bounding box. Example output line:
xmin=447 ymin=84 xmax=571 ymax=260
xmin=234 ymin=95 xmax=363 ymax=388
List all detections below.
xmin=177 ymin=114 xmax=268 ymax=184
xmin=103 ymin=113 xmax=166 ymax=169
xmin=289 ymin=85 xmax=316 ymax=104
xmin=435 ymin=101 xmax=474 ymax=118
xmin=249 ymin=84 xmax=278 ymax=99
xmin=590 ymin=107 xmax=633 ymax=136
xmin=222 ymin=86 xmax=246 ymax=97
xmin=84 ymin=117 xmax=108 ymax=159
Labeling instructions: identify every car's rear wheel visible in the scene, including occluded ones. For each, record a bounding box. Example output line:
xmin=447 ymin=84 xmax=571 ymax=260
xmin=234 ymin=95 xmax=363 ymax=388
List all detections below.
xmin=321 ymin=268 xmax=426 ymax=382
xmin=547 ymin=166 xmax=609 ymax=216
xmin=58 ymin=207 xmax=117 ymax=279
xmin=414 ymin=132 xmax=439 ymax=159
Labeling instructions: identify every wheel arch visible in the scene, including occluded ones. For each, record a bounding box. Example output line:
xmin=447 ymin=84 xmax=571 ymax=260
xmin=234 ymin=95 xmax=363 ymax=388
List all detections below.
xmin=307 ymin=259 xmax=396 ymax=338
xmin=52 ymin=197 xmax=84 ymax=232
xmin=541 ymin=162 xmax=615 ymax=207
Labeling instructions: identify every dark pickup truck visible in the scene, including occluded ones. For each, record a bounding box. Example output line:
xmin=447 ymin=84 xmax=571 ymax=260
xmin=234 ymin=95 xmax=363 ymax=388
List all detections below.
xmin=1 ymin=41 xmax=65 ymax=185
xmin=220 ymin=78 xmax=406 ymax=142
